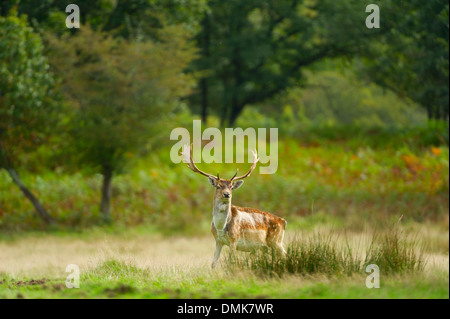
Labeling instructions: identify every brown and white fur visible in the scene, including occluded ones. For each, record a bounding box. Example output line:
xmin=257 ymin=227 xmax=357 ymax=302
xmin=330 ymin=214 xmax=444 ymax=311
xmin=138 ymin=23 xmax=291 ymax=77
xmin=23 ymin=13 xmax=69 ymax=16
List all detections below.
xmin=182 ymin=145 xmax=287 ymax=269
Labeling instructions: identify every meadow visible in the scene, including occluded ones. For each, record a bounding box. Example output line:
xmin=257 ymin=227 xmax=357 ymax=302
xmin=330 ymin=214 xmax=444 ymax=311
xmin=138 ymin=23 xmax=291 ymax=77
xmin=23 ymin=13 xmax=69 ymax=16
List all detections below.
xmin=0 ymin=125 xmax=448 ymax=299
xmin=0 ymin=229 xmax=448 ymax=299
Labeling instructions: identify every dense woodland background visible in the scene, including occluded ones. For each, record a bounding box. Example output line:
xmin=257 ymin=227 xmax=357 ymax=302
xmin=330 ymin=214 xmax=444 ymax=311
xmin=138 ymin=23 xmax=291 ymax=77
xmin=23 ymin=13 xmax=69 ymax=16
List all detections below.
xmin=0 ymin=0 xmax=448 ymax=231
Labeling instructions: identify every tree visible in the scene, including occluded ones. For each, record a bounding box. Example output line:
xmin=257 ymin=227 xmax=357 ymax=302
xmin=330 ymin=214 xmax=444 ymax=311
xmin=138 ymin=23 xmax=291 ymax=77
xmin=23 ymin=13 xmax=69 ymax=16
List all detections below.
xmin=1 ymin=0 xmax=114 ymax=32
xmin=102 ymin=0 xmax=207 ymax=39
xmin=360 ymin=0 xmax=449 ymax=121
xmin=189 ymin=0 xmax=381 ymax=126
xmin=46 ymin=25 xmax=195 ymax=221
xmin=0 ymin=11 xmax=58 ymax=224
xmin=1 ymin=0 xmax=207 ymax=39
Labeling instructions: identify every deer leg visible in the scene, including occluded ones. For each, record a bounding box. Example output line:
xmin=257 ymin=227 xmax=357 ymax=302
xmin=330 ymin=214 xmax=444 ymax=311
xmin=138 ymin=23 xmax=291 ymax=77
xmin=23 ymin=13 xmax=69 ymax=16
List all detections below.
xmin=228 ymin=240 xmax=238 ymax=262
xmin=279 ymin=243 xmax=287 ymax=257
xmin=230 ymin=240 xmax=237 ymax=254
xmin=211 ymin=242 xmax=223 ymax=269
xmin=269 ymin=241 xmax=286 ymax=258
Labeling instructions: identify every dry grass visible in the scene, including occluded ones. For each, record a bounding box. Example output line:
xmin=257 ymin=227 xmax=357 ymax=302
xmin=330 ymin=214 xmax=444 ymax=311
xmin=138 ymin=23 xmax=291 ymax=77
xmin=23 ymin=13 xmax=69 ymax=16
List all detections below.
xmin=0 ymin=233 xmax=214 ymax=278
xmin=0 ymin=229 xmax=447 ymax=279
xmin=0 ymin=228 xmax=448 ymax=299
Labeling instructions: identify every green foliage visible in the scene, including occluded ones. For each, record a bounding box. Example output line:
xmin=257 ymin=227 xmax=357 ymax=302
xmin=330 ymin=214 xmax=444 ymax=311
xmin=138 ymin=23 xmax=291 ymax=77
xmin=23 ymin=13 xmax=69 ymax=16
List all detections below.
xmin=1 ymin=0 xmax=113 ymax=33
xmin=360 ymin=0 xmax=449 ymax=120
xmin=102 ymin=0 xmax=208 ymax=37
xmin=3 ymin=0 xmax=207 ymax=39
xmin=0 ymin=0 xmax=447 ymax=230
xmin=45 ymin=25 xmax=196 ymax=175
xmin=190 ymin=0 xmax=377 ymax=125
xmin=236 ymin=67 xmax=428 ymax=132
xmin=0 ymin=135 xmax=447 ymax=231
xmin=0 ymin=11 xmax=58 ymax=168
xmin=39 ymin=23 xmax=197 ymax=219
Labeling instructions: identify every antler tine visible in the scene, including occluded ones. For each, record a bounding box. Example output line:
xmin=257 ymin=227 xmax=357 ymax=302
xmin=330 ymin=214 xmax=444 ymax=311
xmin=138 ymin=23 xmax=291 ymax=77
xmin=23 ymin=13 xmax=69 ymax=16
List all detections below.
xmin=232 ymin=150 xmax=259 ymax=181
xmin=182 ymin=144 xmax=218 ymax=180
xmin=230 ymin=169 xmax=239 ymax=181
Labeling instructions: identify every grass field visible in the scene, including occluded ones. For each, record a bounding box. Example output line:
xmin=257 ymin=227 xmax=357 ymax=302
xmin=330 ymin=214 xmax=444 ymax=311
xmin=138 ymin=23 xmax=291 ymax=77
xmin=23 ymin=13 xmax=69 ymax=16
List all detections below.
xmin=0 ymin=129 xmax=448 ymax=299
xmin=0 ymin=227 xmax=448 ymax=299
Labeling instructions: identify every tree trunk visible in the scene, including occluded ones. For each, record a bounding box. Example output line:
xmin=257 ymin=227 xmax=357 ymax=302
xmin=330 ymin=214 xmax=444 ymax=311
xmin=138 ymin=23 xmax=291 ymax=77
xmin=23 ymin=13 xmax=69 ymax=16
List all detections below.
xmin=100 ymin=166 xmax=113 ymax=221
xmin=426 ymin=105 xmax=440 ymax=121
xmin=220 ymin=79 xmax=231 ymax=127
xmin=443 ymin=104 xmax=449 ymax=122
xmin=200 ymin=77 xmax=208 ymax=123
xmin=5 ymin=167 xmax=54 ymax=224
xmin=229 ymin=102 xmax=244 ymax=127
xmin=228 ymin=42 xmax=243 ymax=127
xmin=200 ymin=12 xmax=210 ymax=124
xmin=426 ymin=105 xmax=433 ymax=121
xmin=219 ymin=109 xmax=226 ymax=128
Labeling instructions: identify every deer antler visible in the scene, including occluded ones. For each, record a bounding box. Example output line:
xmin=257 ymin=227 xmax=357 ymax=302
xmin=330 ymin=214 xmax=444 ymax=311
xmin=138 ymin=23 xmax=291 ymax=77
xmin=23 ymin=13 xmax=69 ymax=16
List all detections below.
xmin=231 ymin=150 xmax=259 ymax=181
xmin=182 ymin=144 xmax=218 ymax=180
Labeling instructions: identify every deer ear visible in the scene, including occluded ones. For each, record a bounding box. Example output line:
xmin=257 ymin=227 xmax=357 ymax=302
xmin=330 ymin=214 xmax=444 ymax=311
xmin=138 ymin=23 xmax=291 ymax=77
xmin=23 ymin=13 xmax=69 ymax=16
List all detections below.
xmin=232 ymin=180 xmax=244 ymax=190
xmin=208 ymin=177 xmax=219 ymax=188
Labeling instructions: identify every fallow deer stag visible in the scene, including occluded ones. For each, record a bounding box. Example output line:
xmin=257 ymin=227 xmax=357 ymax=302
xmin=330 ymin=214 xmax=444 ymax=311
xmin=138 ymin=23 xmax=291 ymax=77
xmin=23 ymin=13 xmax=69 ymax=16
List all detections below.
xmin=182 ymin=145 xmax=287 ymax=269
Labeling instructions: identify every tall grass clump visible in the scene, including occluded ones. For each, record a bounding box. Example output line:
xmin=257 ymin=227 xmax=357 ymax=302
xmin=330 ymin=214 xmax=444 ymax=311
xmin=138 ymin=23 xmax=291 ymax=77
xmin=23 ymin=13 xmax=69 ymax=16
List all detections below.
xmin=224 ymin=229 xmax=426 ymax=278
xmin=223 ymin=233 xmax=360 ymax=278
xmin=364 ymin=228 xmax=426 ymax=274
xmin=83 ymin=259 xmax=150 ymax=283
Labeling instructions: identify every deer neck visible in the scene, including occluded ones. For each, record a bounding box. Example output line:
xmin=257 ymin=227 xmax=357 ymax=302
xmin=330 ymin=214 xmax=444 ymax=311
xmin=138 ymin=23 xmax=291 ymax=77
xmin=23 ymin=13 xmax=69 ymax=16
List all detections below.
xmin=212 ymin=195 xmax=231 ymax=232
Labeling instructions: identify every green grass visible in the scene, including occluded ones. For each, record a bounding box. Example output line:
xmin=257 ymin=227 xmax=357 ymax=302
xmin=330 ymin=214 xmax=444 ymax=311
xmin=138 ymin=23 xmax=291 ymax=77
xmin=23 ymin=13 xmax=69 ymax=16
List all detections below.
xmin=0 ymin=226 xmax=445 ymax=299
xmin=223 ymin=228 xmax=425 ymax=278
xmin=365 ymin=229 xmax=426 ymax=274
xmin=0 ymin=262 xmax=447 ymax=299
xmin=224 ymin=234 xmax=360 ymax=278
xmin=0 ymin=127 xmax=447 ymax=299
xmin=1 ymin=132 xmax=448 ymax=234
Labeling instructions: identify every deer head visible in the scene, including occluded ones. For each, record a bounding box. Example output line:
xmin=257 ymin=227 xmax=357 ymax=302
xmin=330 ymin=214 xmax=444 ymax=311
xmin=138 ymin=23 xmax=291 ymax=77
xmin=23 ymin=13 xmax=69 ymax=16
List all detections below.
xmin=181 ymin=144 xmax=259 ymax=202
